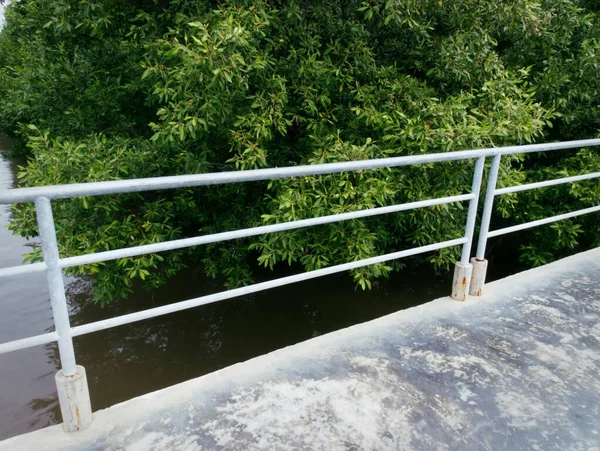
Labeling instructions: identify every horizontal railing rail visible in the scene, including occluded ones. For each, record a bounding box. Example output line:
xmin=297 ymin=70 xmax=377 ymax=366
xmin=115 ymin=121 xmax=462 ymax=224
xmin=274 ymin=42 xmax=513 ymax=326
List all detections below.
xmin=0 ymin=137 xmax=599 ymax=431
xmin=486 ymin=205 xmax=600 ymax=238
xmin=474 ymin=152 xmax=600 ymax=261
xmin=69 ymin=238 xmax=468 ymax=339
xmin=0 ymin=193 xmax=474 ymax=279
xmin=494 ymin=171 xmax=600 ymax=195
xmin=1 ymin=138 xmax=600 ymax=205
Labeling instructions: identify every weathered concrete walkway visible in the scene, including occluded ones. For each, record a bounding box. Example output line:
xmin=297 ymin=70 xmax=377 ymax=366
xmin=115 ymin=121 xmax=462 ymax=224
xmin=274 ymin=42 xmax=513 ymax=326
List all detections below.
xmin=2 ymin=248 xmax=600 ymax=450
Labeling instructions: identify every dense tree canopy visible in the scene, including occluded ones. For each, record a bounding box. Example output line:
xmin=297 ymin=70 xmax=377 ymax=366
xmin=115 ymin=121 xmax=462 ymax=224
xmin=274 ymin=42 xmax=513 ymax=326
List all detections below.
xmin=0 ymin=0 xmax=598 ymax=304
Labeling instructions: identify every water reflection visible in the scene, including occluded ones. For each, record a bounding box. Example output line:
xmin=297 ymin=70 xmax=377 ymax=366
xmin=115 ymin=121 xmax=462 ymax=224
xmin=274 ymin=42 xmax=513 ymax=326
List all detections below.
xmin=26 ymin=394 xmax=59 ymax=430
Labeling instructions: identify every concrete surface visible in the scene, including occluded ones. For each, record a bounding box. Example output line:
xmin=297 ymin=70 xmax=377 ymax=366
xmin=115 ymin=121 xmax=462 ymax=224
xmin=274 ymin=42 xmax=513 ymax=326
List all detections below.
xmin=1 ymin=248 xmax=600 ymax=451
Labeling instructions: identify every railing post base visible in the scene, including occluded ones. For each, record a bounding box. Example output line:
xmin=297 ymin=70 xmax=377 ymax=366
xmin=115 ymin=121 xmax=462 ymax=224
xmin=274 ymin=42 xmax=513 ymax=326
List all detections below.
xmin=55 ymin=365 xmax=93 ymax=432
xmin=451 ymin=262 xmax=472 ymax=301
xmin=469 ymin=258 xmax=488 ymax=296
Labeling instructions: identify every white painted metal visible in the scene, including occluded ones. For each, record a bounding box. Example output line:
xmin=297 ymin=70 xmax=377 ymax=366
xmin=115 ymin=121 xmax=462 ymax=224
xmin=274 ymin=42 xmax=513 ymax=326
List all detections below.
xmin=0 ymin=261 xmax=46 ymax=279
xmin=58 ymin=193 xmax=473 ymax=270
xmin=487 ymin=205 xmax=600 ymax=238
xmin=495 ymin=171 xmax=600 ymax=195
xmin=1 ymin=138 xmax=599 ymax=204
xmin=70 ymin=238 xmax=467 ymax=337
xmin=0 ymin=331 xmax=58 ymax=355
xmin=55 ymin=366 xmax=93 ymax=432
xmin=451 ymin=262 xmax=472 ymax=301
xmin=34 ymin=197 xmax=78 ymax=376
xmin=472 ymin=152 xmax=600 ymax=295
xmin=461 ymin=157 xmax=485 ymax=263
xmin=475 ymin=154 xmax=502 ymax=260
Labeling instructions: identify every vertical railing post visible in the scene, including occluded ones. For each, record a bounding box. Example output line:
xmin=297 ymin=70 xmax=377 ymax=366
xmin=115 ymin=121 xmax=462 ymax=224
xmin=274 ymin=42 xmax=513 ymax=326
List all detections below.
xmin=35 ymin=197 xmax=92 ymax=432
xmin=469 ymin=153 xmax=502 ymax=296
xmin=451 ymin=156 xmax=485 ymax=301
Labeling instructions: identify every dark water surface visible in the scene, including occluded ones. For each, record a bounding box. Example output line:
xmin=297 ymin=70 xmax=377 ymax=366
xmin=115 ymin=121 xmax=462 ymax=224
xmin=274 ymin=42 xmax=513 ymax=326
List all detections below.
xmin=0 ymin=136 xmax=516 ymax=440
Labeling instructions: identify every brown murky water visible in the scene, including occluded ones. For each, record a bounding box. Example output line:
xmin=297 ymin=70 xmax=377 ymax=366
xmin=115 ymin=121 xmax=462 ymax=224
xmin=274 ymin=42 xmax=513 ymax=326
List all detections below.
xmin=0 ymin=135 xmax=519 ymax=440
xmin=0 ymin=136 xmax=61 ymax=437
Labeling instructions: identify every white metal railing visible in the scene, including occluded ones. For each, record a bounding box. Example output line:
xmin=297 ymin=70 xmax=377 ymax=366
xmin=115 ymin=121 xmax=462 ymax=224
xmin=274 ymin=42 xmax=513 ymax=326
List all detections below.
xmin=474 ymin=153 xmax=600 ymax=258
xmin=0 ymin=138 xmax=599 ymax=432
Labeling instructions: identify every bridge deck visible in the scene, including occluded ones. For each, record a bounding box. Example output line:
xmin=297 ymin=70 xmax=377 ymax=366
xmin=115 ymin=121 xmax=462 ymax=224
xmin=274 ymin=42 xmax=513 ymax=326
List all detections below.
xmin=2 ymin=248 xmax=600 ymax=451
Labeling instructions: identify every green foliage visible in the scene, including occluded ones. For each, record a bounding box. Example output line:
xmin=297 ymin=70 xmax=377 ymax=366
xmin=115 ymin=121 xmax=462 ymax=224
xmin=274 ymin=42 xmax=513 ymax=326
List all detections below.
xmin=0 ymin=0 xmax=599 ymax=304
xmin=0 ymin=0 xmax=154 ymax=149
xmin=9 ymin=126 xmax=193 ymax=304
